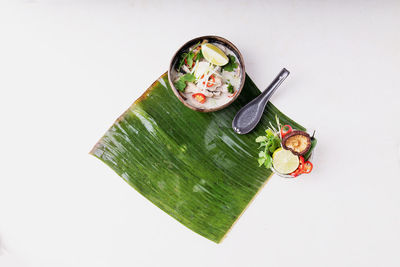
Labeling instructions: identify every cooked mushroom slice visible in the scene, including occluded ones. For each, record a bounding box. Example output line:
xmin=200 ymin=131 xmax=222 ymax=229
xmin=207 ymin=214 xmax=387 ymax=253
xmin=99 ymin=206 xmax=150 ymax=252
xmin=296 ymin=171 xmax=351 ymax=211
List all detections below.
xmin=203 ymin=90 xmax=214 ymax=97
xmin=212 ymin=91 xmax=222 ymax=97
xmin=282 ymin=131 xmax=311 ymax=156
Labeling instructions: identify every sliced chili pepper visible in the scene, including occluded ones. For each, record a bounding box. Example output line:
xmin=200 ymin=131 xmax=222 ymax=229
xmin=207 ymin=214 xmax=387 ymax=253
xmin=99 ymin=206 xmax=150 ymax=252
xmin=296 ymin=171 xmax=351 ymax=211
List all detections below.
xmin=302 ymin=161 xmax=313 ymax=173
xmin=290 ymin=156 xmax=304 ymax=177
xmin=290 ymin=168 xmax=301 ymax=177
xmin=280 ymin=125 xmax=293 ymax=139
xmin=228 ymin=90 xmax=238 ymax=98
xmin=192 ymin=93 xmax=206 ymax=104
xmin=207 ymin=75 xmax=215 ymax=87
xmin=201 ymin=74 xmax=215 ymax=87
xmin=295 ymin=156 xmax=305 ymax=172
xmin=299 ymin=156 xmax=305 ymax=166
xmin=290 ymin=158 xmax=313 ymax=177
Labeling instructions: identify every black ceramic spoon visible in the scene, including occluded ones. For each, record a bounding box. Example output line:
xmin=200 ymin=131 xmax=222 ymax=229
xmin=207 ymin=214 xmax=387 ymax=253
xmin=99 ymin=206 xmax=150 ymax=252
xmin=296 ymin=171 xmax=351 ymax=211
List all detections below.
xmin=232 ymin=68 xmax=290 ymax=134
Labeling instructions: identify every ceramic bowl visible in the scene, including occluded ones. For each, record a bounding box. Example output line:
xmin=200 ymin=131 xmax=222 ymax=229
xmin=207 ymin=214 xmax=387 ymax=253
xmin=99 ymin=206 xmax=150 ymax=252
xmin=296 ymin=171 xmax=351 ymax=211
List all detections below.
xmin=168 ymin=35 xmax=245 ymax=112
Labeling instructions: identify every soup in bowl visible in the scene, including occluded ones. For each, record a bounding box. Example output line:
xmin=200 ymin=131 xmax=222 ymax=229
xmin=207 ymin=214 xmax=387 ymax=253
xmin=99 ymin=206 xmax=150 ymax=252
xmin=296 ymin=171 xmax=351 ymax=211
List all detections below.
xmin=168 ymin=36 xmax=245 ymax=112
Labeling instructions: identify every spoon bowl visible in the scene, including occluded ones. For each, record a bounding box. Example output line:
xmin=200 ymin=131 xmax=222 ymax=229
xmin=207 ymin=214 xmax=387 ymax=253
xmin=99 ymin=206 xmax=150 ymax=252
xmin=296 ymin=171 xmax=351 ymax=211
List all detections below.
xmin=232 ymin=68 xmax=290 ymax=134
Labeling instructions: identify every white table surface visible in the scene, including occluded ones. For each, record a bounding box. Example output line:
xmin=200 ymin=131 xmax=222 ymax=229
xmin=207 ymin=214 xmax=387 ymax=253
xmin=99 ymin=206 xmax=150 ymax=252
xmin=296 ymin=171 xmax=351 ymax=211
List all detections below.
xmin=1 ymin=1 xmax=399 ymax=266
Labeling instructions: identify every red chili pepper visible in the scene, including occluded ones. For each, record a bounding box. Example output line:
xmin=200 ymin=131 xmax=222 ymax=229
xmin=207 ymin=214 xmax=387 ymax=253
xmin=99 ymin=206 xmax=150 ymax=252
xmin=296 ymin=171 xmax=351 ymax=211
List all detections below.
xmin=302 ymin=161 xmax=313 ymax=173
xmin=290 ymin=168 xmax=301 ymax=177
xmin=298 ymin=156 xmax=305 ymax=171
xmin=192 ymin=93 xmax=206 ymax=104
xmin=290 ymin=156 xmax=304 ymax=177
xmin=290 ymin=157 xmax=313 ymax=177
xmin=228 ymin=90 xmax=238 ymax=98
xmin=201 ymin=74 xmax=215 ymax=87
xmin=280 ymin=125 xmax=293 ymax=139
xmin=207 ymin=75 xmax=215 ymax=87
xmin=299 ymin=156 xmax=305 ymax=166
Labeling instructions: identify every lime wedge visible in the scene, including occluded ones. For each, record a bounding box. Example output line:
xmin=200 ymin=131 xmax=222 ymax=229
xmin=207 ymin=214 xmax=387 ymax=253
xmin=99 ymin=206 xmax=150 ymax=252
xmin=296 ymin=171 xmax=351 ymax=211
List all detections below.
xmin=201 ymin=43 xmax=229 ymax=66
xmin=272 ymin=148 xmax=299 ymax=174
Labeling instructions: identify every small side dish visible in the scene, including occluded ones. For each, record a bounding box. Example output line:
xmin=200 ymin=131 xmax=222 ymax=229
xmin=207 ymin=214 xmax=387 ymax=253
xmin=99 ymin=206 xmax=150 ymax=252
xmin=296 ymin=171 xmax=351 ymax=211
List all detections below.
xmin=169 ymin=36 xmax=245 ymax=112
xmin=256 ymin=116 xmax=316 ymax=178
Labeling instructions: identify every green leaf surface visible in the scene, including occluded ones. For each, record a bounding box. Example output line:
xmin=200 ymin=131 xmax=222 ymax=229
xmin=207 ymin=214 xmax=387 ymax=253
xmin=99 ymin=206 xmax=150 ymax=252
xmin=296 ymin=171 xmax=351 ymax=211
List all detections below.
xmin=255 ymin=136 xmax=267 ymax=143
xmin=177 ymin=52 xmax=187 ymax=71
xmin=174 ymin=73 xmax=195 ymax=92
xmin=196 ymin=49 xmax=204 ymax=61
xmin=264 ymin=155 xmax=273 ymax=169
xmin=91 ymin=72 xmax=312 ymax=243
xmin=258 ymin=158 xmax=266 ymax=166
xmin=222 ymin=55 xmax=238 ymax=72
xmin=186 ymin=51 xmax=195 ymax=69
xmin=227 ymin=83 xmax=234 ymax=93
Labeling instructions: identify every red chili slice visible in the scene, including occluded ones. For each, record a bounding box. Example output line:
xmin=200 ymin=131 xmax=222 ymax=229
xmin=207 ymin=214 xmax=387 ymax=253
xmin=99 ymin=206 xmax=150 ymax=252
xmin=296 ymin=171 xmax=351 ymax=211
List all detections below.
xmin=228 ymin=90 xmax=238 ymax=98
xmin=290 ymin=156 xmax=304 ymax=177
xmin=290 ymin=168 xmax=301 ymax=177
xmin=290 ymin=157 xmax=313 ymax=177
xmin=302 ymin=161 xmax=313 ymax=173
xmin=299 ymin=156 xmax=305 ymax=166
xmin=192 ymin=93 xmax=206 ymax=104
xmin=201 ymin=75 xmax=215 ymax=87
xmin=280 ymin=125 xmax=293 ymax=139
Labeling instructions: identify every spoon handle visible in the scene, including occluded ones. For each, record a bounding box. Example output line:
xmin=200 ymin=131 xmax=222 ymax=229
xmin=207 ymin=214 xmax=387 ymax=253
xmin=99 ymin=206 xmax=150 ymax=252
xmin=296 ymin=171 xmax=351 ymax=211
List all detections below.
xmin=232 ymin=68 xmax=290 ymax=134
xmin=259 ymin=68 xmax=290 ymax=107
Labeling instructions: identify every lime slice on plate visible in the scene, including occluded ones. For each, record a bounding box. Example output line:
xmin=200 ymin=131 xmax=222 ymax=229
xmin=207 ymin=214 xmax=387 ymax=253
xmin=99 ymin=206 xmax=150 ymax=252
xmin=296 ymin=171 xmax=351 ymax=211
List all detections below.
xmin=272 ymin=148 xmax=299 ymax=174
xmin=201 ymin=43 xmax=229 ymax=66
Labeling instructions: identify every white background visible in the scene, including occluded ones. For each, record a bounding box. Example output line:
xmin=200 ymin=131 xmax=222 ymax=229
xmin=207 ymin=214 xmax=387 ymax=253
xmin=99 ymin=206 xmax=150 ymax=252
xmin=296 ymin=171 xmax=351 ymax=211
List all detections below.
xmin=1 ymin=0 xmax=399 ymax=266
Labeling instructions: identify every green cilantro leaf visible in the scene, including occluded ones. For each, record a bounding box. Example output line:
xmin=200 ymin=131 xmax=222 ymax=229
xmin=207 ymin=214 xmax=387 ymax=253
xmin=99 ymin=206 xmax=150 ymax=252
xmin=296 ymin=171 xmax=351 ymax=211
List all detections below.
xmin=264 ymin=155 xmax=272 ymax=169
xmin=269 ymin=138 xmax=280 ymax=153
xmin=196 ymin=49 xmax=204 ymax=61
xmin=259 ymin=142 xmax=267 ymax=148
xmin=177 ymin=52 xmax=187 ymax=72
xmin=177 ymin=43 xmax=204 ymax=71
xmin=174 ymin=73 xmax=196 ymax=92
xmin=265 ymin=129 xmax=275 ymax=137
xmin=227 ymin=83 xmax=234 ymax=93
xmin=255 ymin=136 xmax=267 ymax=143
xmin=222 ymin=55 xmax=238 ymax=72
xmin=256 ymin=128 xmax=282 ymax=169
xmin=186 ymin=51 xmax=195 ymax=68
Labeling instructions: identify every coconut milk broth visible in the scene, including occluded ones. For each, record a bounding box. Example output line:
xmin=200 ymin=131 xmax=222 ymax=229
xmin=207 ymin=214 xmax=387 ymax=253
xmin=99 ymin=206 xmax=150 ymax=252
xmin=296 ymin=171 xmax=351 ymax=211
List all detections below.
xmin=172 ymin=42 xmax=242 ymax=109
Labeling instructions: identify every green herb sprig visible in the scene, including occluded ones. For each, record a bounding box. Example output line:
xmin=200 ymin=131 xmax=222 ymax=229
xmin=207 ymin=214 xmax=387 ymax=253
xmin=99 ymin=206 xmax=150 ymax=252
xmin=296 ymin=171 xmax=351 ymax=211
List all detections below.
xmin=174 ymin=73 xmax=196 ymax=92
xmin=256 ymin=129 xmax=281 ymax=169
xmin=196 ymin=49 xmax=204 ymax=61
xmin=177 ymin=42 xmax=203 ymax=71
xmin=177 ymin=52 xmax=188 ymax=71
xmin=222 ymin=55 xmax=238 ymax=72
xmin=227 ymin=82 xmax=234 ymax=93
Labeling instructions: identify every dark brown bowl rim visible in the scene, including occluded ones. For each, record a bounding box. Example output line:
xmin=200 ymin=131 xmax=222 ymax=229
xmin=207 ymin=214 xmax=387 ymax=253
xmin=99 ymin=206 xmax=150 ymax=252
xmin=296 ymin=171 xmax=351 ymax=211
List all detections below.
xmin=168 ymin=35 xmax=246 ymax=113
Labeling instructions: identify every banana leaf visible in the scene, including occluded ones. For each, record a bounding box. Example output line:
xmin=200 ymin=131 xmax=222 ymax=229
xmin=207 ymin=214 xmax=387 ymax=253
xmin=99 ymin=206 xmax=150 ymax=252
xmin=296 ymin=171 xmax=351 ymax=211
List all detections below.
xmin=90 ymin=72 xmax=313 ymax=243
